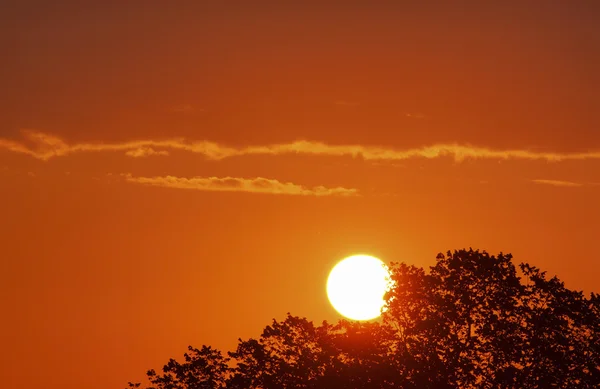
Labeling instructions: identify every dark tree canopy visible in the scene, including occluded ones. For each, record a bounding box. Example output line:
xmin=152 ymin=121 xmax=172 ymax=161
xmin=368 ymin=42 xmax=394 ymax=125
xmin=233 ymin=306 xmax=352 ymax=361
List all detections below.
xmin=127 ymin=249 xmax=600 ymax=389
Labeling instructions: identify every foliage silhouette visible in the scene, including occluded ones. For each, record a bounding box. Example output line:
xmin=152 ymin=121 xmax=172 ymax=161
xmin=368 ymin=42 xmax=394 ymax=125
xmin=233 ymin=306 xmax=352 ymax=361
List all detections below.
xmin=127 ymin=249 xmax=600 ymax=388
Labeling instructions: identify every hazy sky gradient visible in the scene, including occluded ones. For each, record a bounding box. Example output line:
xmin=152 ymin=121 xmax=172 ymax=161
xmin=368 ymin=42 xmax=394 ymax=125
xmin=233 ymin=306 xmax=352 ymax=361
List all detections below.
xmin=1 ymin=2 xmax=599 ymax=389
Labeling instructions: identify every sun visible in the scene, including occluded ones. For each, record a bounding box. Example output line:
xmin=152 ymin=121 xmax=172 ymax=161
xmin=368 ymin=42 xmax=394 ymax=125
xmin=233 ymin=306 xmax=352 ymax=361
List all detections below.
xmin=326 ymin=254 xmax=391 ymax=321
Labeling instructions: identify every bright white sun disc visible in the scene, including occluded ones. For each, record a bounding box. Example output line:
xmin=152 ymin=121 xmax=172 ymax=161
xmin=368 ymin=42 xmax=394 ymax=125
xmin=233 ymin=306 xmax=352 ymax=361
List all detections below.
xmin=326 ymin=255 xmax=391 ymax=321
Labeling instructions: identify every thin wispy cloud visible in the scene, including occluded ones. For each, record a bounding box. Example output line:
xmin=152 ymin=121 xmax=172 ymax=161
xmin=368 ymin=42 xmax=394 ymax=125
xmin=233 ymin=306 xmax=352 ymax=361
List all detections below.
xmin=2 ymin=130 xmax=600 ymax=163
xmin=124 ymin=147 xmax=170 ymax=158
xmin=0 ymin=137 xmax=37 ymax=157
xmin=122 ymin=174 xmax=359 ymax=197
xmin=532 ymin=179 xmax=584 ymax=187
xmin=0 ymin=130 xmax=236 ymax=160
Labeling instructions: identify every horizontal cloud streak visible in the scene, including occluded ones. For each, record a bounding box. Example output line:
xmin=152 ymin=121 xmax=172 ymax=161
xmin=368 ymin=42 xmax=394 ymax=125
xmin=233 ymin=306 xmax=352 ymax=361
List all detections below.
xmin=124 ymin=147 xmax=170 ymax=158
xmin=0 ymin=137 xmax=38 ymax=157
xmin=2 ymin=130 xmax=600 ymax=163
xmin=532 ymin=179 xmax=584 ymax=187
xmin=122 ymin=174 xmax=359 ymax=197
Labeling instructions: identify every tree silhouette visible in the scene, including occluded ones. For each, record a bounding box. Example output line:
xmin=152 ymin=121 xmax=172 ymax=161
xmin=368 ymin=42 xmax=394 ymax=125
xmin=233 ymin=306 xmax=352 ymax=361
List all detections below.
xmin=127 ymin=346 xmax=230 ymax=389
xmin=128 ymin=249 xmax=600 ymax=388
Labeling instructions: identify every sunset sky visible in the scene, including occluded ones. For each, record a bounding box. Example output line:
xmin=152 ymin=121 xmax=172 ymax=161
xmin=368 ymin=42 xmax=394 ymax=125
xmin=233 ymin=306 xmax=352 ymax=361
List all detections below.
xmin=1 ymin=2 xmax=599 ymax=388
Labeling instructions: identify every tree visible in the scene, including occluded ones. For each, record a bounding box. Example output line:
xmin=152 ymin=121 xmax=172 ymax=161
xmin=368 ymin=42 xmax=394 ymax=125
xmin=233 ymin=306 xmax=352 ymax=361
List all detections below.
xmin=128 ymin=249 xmax=600 ymax=388
xmin=133 ymin=345 xmax=230 ymax=389
xmin=383 ymin=250 xmax=527 ymax=388
xmin=228 ymin=314 xmax=397 ymax=388
xmin=382 ymin=249 xmax=600 ymax=388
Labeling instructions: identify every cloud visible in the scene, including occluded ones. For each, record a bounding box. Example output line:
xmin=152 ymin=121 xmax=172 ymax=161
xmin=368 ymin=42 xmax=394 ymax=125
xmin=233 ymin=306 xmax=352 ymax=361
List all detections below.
xmin=2 ymin=130 xmax=600 ymax=163
xmin=122 ymin=174 xmax=358 ymax=197
xmin=532 ymin=179 xmax=583 ymax=187
xmin=0 ymin=137 xmax=38 ymax=158
xmin=124 ymin=147 xmax=170 ymax=158
xmin=0 ymin=130 xmax=235 ymax=161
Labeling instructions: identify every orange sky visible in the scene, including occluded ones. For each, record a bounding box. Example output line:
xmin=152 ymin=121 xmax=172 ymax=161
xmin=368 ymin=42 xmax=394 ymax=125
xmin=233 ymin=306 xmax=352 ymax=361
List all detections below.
xmin=1 ymin=2 xmax=599 ymax=388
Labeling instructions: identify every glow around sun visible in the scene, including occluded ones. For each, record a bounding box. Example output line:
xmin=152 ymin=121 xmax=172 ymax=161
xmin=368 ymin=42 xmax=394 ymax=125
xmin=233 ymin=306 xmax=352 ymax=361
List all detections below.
xmin=326 ymin=254 xmax=391 ymax=321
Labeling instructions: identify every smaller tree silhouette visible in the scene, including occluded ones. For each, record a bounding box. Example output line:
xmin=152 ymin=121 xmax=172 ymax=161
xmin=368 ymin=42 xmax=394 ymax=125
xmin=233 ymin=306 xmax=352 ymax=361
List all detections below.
xmin=135 ymin=345 xmax=230 ymax=389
